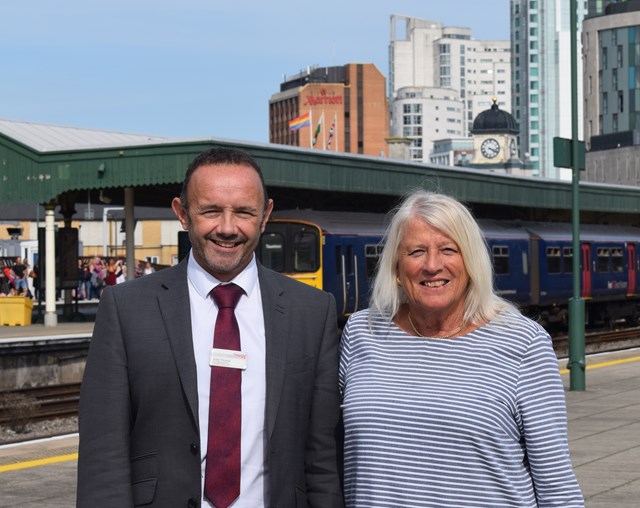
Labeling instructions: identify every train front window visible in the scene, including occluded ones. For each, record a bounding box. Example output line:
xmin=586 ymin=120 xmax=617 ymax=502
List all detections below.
xmin=293 ymin=228 xmax=319 ymax=272
xmin=260 ymin=233 xmax=285 ymax=272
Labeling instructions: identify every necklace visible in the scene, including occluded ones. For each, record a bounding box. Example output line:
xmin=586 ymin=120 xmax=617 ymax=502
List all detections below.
xmin=407 ymin=312 xmax=466 ymax=339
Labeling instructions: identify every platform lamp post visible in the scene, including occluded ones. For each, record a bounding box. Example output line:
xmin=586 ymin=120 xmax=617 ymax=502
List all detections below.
xmin=569 ymin=0 xmax=586 ymax=391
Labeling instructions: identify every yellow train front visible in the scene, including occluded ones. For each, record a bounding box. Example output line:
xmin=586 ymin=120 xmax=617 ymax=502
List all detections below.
xmin=258 ymin=210 xmax=387 ymax=319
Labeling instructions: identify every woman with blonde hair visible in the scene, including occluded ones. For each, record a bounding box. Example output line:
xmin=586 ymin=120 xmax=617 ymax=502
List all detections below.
xmin=339 ymin=189 xmax=583 ymax=507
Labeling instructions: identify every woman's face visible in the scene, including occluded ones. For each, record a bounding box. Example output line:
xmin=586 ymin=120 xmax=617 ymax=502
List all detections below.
xmin=396 ymin=217 xmax=470 ymax=319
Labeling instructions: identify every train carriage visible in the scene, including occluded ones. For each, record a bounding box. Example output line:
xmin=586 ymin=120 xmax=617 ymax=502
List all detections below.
xmin=258 ymin=209 xmax=640 ymax=328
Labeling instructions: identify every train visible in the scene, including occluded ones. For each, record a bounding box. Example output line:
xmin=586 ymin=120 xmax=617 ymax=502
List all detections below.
xmin=256 ymin=209 xmax=640 ymax=328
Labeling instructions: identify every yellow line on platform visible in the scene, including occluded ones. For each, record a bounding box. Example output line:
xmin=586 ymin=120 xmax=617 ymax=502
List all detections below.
xmin=559 ymin=354 xmax=640 ymax=375
xmin=0 ymin=452 xmax=77 ymax=473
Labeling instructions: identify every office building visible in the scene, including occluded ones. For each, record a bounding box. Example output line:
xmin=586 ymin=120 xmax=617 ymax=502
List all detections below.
xmin=583 ymin=0 xmax=640 ymax=185
xmin=388 ymin=15 xmax=510 ymax=162
xmin=510 ymin=0 xmax=587 ymax=179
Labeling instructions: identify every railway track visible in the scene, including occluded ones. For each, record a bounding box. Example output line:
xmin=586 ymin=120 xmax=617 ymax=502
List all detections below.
xmin=1 ymin=328 xmax=639 ymax=443
xmin=552 ymin=326 xmax=640 ymax=357
xmin=0 ymin=382 xmax=81 ymax=427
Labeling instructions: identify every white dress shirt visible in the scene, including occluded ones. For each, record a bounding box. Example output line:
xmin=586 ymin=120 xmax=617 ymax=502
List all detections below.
xmin=187 ymin=253 xmax=267 ymax=507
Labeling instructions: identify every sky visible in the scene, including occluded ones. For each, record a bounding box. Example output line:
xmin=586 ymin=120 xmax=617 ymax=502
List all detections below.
xmin=1 ymin=1 xmax=510 ymax=144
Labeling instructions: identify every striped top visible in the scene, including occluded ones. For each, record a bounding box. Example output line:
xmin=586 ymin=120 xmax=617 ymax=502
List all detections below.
xmin=339 ymin=309 xmax=584 ymax=507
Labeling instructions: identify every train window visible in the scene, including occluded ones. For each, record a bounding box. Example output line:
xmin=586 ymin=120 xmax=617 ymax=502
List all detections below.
xmin=596 ymin=247 xmax=610 ymax=272
xmin=611 ymin=248 xmax=624 ymax=272
xmin=546 ymin=247 xmax=562 ymax=274
xmin=293 ymin=229 xmax=319 ymax=272
xmin=563 ymin=247 xmax=573 ymax=273
xmin=259 ymin=233 xmax=285 ymax=272
xmin=492 ymin=245 xmax=510 ymax=274
xmin=365 ymin=244 xmax=383 ymax=279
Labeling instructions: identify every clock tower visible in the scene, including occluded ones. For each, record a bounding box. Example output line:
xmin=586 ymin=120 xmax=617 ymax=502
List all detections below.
xmin=469 ymin=98 xmax=528 ymax=174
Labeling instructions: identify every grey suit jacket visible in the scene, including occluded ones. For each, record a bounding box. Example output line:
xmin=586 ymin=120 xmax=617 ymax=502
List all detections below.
xmin=77 ymin=259 xmax=344 ymax=508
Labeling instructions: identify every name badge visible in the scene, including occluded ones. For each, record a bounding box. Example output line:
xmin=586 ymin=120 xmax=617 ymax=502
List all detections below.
xmin=210 ymin=348 xmax=247 ymax=370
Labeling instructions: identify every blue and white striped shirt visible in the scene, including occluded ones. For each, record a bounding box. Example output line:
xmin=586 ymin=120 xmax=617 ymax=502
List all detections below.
xmin=339 ymin=309 xmax=584 ymax=507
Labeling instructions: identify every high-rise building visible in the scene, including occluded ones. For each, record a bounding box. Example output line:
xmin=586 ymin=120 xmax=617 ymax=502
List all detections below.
xmin=269 ymin=64 xmax=388 ymax=157
xmin=583 ymin=0 xmax=640 ymax=185
xmin=510 ymin=0 xmax=587 ymax=180
xmin=388 ymin=15 xmax=510 ymax=162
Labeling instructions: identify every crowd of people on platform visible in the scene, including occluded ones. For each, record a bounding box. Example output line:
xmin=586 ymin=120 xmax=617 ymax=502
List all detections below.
xmin=0 ymin=255 xmax=159 ymax=300
xmin=76 ymin=256 xmax=156 ymax=300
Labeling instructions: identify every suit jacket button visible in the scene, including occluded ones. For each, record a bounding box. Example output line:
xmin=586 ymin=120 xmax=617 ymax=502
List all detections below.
xmin=188 ymin=498 xmax=198 ymax=507
xmin=190 ymin=443 xmax=198 ymax=455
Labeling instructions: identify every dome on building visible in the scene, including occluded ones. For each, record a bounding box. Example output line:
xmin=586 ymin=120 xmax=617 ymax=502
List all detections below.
xmin=471 ymin=98 xmax=519 ymax=134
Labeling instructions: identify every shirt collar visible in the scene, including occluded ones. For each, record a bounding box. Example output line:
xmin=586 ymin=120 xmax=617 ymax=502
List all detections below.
xmin=187 ymin=251 xmax=258 ymax=299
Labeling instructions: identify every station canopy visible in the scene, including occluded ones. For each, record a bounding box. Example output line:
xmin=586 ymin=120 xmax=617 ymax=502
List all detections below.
xmin=1 ymin=118 xmax=639 ymax=222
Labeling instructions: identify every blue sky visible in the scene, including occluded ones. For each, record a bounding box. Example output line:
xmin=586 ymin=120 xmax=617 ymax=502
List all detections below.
xmin=1 ymin=1 xmax=509 ymax=144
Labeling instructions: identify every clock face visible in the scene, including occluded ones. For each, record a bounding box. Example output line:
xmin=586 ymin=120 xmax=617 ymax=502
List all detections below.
xmin=481 ymin=138 xmax=500 ymax=159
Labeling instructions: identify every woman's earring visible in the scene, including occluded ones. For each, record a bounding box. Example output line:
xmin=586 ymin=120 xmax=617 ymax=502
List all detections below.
xmin=396 ymin=277 xmax=402 ymax=287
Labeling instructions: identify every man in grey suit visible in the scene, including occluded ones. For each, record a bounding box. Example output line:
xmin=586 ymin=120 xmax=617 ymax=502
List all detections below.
xmin=77 ymin=147 xmax=344 ymax=507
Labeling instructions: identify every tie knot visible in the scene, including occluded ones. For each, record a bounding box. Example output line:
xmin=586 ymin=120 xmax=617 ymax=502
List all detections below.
xmin=211 ymin=283 xmax=243 ymax=309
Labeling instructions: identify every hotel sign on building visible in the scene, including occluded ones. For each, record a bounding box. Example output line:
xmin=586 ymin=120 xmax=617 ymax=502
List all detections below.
xmin=269 ymin=64 xmax=388 ymax=156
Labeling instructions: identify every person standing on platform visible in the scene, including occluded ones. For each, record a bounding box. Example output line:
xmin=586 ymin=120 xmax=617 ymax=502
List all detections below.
xmin=77 ymin=147 xmax=344 ymax=508
xmin=10 ymin=256 xmax=28 ymax=297
xmin=339 ymin=190 xmax=584 ymax=507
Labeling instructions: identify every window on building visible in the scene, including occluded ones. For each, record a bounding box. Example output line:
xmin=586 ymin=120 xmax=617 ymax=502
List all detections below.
xmin=530 ymin=54 xmax=538 ymax=63
xmin=603 ymin=92 xmax=608 ymax=114
xmin=618 ymin=45 xmax=623 ymax=67
xmin=530 ymin=41 xmax=538 ymax=50
xmin=531 ymin=107 xmax=539 ymax=117
xmin=612 ymin=70 xmax=617 ymax=90
xmin=530 ymin=27 xmax=538 ymax=37
xmin=531 ymin=81 xmax=538 ymax=90
xmin=530 ymin=93 xmax=539 ymax=104
xmin=602 ymin=47 xmax=608 ymax=69
xmin=530 ymin=14 xmax=538 ymax=23
xmin=439 ymin=43 xmax=450 ymax=54
xmin=619 ymin=91 xmax=624 ymax=112
xmin=613 ymin=113 xmax=618 ymax=131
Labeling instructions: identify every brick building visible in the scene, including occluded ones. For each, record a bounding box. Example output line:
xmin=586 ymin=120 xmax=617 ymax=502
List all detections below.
xmin=269 ymin=64 xmax=388 ymax=156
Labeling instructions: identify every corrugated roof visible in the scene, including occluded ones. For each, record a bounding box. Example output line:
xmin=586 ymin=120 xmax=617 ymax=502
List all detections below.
xmin=0 ymin=118 xmax=176 ymax=152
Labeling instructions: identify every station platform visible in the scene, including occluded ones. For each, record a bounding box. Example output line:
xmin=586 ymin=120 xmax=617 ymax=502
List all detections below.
xmin=0 ymin=349 xmax=639 ymax=506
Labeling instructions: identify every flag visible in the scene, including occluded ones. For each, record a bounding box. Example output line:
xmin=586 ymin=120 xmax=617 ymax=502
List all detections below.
xmin=289 ymin=112 xmax=311 ymax=131
xmin=312 ymin=112 xmax=324 ymax=146
xmin=326 ymin=114 xmax=337 ymax=149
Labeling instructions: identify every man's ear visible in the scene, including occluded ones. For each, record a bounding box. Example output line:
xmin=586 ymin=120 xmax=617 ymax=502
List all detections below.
xmin=171 ymin=198 xmax=189 ymax=231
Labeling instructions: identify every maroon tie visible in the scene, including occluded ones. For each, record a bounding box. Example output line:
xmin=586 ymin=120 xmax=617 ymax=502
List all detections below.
xmin=205 ymin=283 xmax=244 ymax=508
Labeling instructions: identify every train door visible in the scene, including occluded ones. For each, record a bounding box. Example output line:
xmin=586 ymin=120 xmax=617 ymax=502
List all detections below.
xmin=581 ymin=243 xmax=592 ymax=298
xmin=335 ymin=242 xmax=358 ymax=316
xmin=627 ymin=244 xmax=637 ymax=296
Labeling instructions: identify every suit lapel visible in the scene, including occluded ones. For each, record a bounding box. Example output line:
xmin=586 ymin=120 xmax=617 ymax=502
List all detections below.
xmin=157 ymin=260 xmax=199 ymax=427
xmin=258 ymin=265 xmax=288 ymax=438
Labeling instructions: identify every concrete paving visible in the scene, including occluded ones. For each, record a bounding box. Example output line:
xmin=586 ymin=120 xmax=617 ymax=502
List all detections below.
xmin=0 ymin=348 xmax=638 ymax=507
